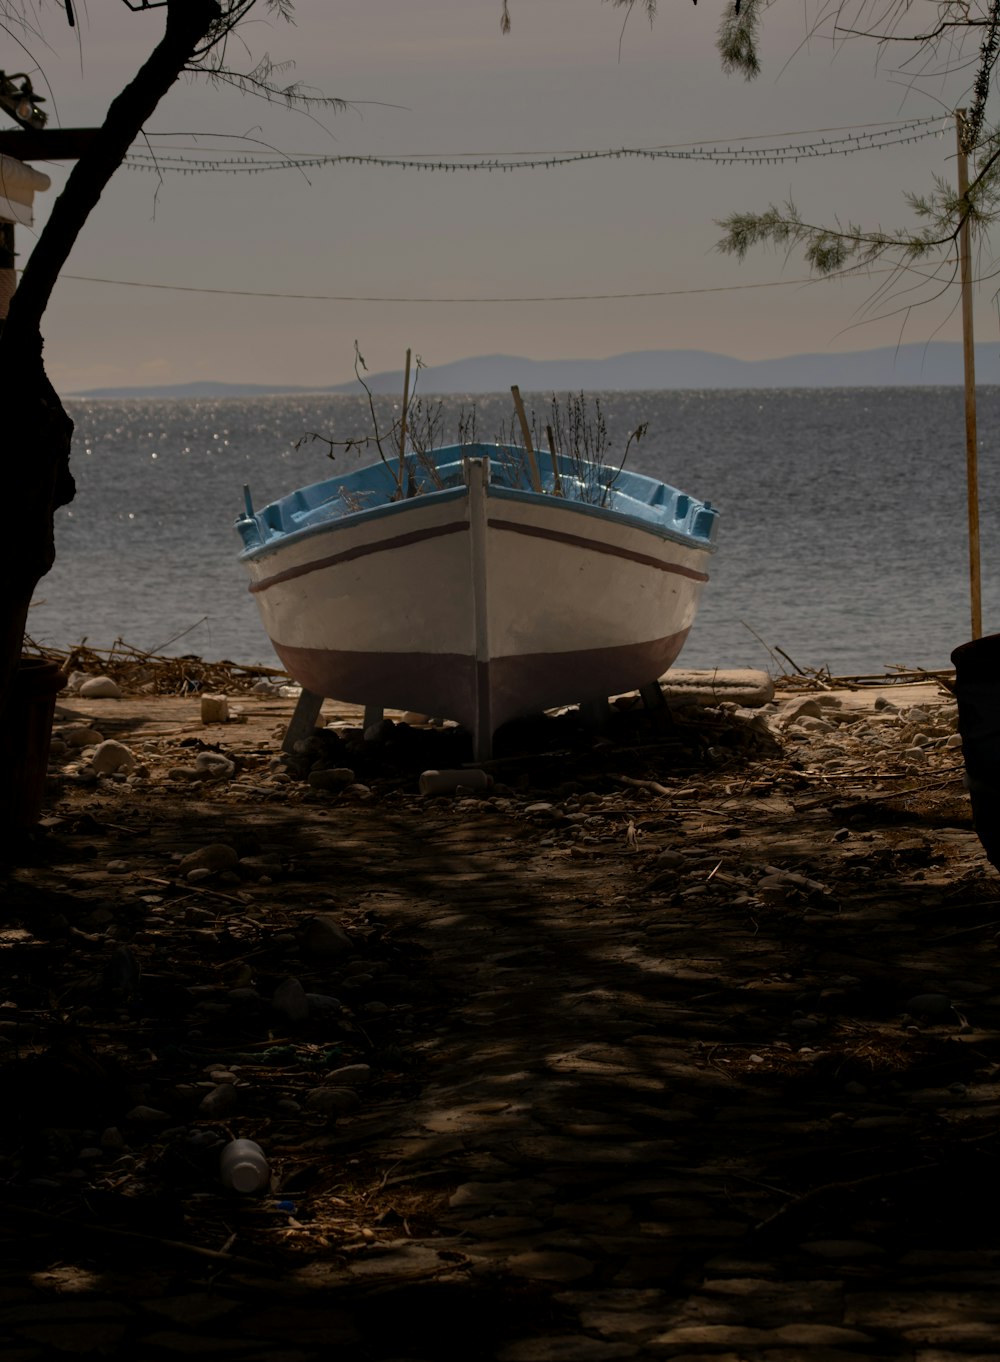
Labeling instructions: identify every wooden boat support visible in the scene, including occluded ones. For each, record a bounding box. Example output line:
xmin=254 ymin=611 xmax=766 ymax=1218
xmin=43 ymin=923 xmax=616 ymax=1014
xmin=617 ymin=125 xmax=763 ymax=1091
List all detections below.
xmin=237 ymin=443 xmax=720 ymax=760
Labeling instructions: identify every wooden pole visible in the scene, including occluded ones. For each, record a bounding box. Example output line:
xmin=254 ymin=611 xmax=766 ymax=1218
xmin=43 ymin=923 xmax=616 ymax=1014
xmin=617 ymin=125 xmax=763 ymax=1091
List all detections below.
xmin=510 ymin=385 xmax=542 ymax=492
xmin=956 ymin=109 xmax=982 ymax=640
xmin=398 ymin=347 xmax=412 ymax=497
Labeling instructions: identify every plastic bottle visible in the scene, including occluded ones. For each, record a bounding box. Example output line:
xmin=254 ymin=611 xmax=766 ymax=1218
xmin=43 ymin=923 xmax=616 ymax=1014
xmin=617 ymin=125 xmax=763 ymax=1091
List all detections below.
xmin=418 ymin=768 xmax=493 ymax=796
xmin=219 ymin=1138 xmax=269 ymax=1193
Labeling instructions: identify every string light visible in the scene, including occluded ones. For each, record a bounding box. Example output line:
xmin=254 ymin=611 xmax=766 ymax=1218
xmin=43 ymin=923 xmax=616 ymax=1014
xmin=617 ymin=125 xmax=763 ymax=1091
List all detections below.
xmin=121 ymin=116 xmax=947 ymax=177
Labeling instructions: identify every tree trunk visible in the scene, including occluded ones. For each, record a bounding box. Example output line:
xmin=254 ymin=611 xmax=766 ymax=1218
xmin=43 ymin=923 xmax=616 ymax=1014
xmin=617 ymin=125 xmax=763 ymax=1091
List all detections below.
xmin=0 ymin=0 xmax=222 ymax=714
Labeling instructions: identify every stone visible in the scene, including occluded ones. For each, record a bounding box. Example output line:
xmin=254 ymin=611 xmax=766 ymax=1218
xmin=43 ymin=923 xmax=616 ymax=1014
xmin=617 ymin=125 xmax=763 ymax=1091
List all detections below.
xmin=496 ymin=1336 xmax=637 ymax=1360
xmin=781 ymin=698 xmax=824 ymax=724
xmin=325 ymin=1063 xmax=372 ymax=1086
xmin=508 ymin=1250 xmax=594 ymax=1282
xmin=125 ymin=1105 xmax=170 ymax=1122
xmin=305 ymin=992 xmax=342 ymax=1014
xmin=177 ymin=844 xmax=240 ymax=875
xmin=307 ymin=767 xmax=355 ymax=791
xmin=90 ymin=740 xmax=136 ymax=775
xmin=63 ymin=727 xmax=104 ymax=748
xmin=272 ymin=976 xmax=309 ymax=1022
xmin=659 ymin=668 xmax=775 ymax=710
xmin=301 ymin=914 xmax=353 ymax=955
xmin=79 ymin=676 xmax=122 ymax=699
xmin=305 ymin=1087 xmax=362 ymax=1116
xmin=194 ymin=751 xmax=236 ymax=780
xmin=199 ymin=1082 xmax=238 ymax=1117
xmin=905 ymin=993 xmax=956 ymax=1021
xmin=200 ymin=694 xmax=230 ymax=724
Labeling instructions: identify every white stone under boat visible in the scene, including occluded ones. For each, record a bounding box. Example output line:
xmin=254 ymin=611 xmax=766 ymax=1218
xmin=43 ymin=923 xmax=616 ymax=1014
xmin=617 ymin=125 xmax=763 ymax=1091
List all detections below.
xmin=235 ymin=442 xmax=720 ymax=757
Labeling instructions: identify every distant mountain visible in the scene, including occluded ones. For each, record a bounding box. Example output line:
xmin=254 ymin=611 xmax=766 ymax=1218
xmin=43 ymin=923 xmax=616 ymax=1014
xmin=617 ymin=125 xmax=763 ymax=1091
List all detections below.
xmin=69 ymin=342 xmax=1000 ymax=399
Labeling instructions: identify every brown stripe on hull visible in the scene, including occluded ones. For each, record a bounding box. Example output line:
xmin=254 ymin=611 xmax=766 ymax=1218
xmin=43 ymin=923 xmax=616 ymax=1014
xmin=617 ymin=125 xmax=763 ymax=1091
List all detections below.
xmin=271 ymin=632 xmax=690 ymax=738
xmin=249 ymin=520 xmax=468 ymax=594
xmin=487 ymin=517 xmax=710 ymax=582
xmin=271 ymin=642 xmax=478 ymax=725
xmin=486 ymin=631 xmax=691 ymax=727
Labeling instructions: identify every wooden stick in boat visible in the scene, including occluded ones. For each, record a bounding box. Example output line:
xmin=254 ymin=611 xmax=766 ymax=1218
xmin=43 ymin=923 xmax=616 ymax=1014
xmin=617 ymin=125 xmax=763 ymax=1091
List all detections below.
xmin=510 ymin=385 xmax=542 ymax=492
xmin=545 ymin=424 xmax=562 ymax=496
xmin=398 ymin=347 xmax=412 ymax=497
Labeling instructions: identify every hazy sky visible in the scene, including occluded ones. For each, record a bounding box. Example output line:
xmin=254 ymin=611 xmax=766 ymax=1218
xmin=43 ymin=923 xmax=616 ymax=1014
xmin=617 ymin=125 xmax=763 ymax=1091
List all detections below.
xmin=8 ymin=1 xmax=990 ymax=392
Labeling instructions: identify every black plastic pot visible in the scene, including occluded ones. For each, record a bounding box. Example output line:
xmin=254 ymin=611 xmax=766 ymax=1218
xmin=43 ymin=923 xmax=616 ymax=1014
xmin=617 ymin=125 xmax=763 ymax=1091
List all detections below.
xmin=0 ymin=656 xmax=66 ymax=828
xmin=951 ymin=634 xmax=1000 ymax=869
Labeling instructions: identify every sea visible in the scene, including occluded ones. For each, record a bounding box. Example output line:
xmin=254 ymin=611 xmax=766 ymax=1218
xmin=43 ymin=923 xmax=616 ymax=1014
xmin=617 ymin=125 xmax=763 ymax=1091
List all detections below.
xmin=26 ymin=387 xmax=1000 ymax=680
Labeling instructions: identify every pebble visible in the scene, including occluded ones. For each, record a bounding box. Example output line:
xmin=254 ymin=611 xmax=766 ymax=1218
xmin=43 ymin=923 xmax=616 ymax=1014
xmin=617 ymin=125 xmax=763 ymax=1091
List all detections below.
xmin=904 ymin=992 xmax=955 ymax=1021
xmin=63 ymin=727 xmax=104 ymax=748
xmin=193 ymin=751 xmax=236 ymax=780
xmin=301 ymin=913 xmax=353 ymax=955
xmin=199 ymin=1083 xmax=238 ymax=1117
xmin=307 ymin=766 xmax=356 ymax=791
xmin=272 ymin=976 xmax=310 ymax=1022
xmin=325 ymin=1063 xmax=372 ymax=1086
xmin=90 ymin=739 xmax=136 ymax=775
xmin=305 ymin=1086 xmax=362 ymax=1116
xmin=305 ymin=992 xmax=342 ymax=1014
xmin=79 ymin=676 xmax=122 ymax=699
xmin=125 ymin=1105 xmax=170 ymax=1122
xmin=177 ymin=844 xmax=240 ymax=875
xmin=200 ymin=693 xmax=230 ymax=724
xmin=781 ymin=698 xmax=824 ymax=724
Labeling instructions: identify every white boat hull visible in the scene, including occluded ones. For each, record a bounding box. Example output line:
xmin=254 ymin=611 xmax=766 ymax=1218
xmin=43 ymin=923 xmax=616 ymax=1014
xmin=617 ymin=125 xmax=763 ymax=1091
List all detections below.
xmin=238 ymin=449 xmax=716 ymax=755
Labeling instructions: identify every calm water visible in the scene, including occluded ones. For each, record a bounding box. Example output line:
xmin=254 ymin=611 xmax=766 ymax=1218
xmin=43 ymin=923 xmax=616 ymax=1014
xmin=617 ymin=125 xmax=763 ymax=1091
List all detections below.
xmin=26 ymin=388 xmax=1000 ymax=678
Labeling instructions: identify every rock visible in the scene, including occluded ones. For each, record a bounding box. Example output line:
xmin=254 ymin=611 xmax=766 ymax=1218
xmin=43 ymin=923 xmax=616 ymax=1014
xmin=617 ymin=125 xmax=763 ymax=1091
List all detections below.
xmin=126 ymin=1105 xmax=170 ymax=1122
xmin=63 ymin=727 xmax=104 ymax=748
xmin=193 ymin=751 xmax=235 ymax=780
xmin=653 ymin=850 xmax=688 ymax=869
xmin=177 ymin=844 xmax=239 ymax=875
xmin=659 ymin=668 xmax=775 ymax=710
xmin=91 ymin=740 xmax=136 ymax=775
xmin=166 ymin=766 xmax=201 ymax=782
xmin=307 ymin=767 xmax=356 ymax=791
xmin=780 ymin=698 xmax=824 ymax=724
xmin=324 ymin=1063 xmax=372 ymax=1087
xmin=200 ymin=694 xmax=230 ymax=724
xmin=305 ymin=992 xmax=342 ymax=1014
xmin=904 ymin=992 xmax=955 ymax=1021
xmin=79 ymin=676 xmax=122 ymax=699
xmin=305 ymin=1086 xmax=362 ymax=1116
xmin=272 ymin=976 xmax=309 ymax=1022
xmin=199 ymin=1082 xmax=238 ymax=1117
xmin=301 ymin=914 xmax=353 ymax=955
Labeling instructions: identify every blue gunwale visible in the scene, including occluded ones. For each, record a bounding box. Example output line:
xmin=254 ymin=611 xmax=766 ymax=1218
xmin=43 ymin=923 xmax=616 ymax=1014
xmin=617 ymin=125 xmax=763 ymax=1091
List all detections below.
xmin=236 ymin=442 xmax=719 ymax=562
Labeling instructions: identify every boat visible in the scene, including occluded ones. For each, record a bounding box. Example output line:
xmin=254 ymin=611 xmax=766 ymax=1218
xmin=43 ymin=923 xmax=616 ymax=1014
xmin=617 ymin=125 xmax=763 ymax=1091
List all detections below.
xmin=235 ymin=442 xmax=719 ymax=757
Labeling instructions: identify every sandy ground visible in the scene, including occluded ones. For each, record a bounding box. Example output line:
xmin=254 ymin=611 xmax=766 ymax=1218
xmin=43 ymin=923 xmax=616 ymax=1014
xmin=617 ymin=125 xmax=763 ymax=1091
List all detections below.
xmin=2 ymin=669 xmax=999 ymax=1360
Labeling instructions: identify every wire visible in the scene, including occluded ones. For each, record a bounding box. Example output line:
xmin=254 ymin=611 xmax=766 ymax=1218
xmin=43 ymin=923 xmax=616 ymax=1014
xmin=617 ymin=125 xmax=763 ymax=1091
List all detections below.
xmin=57 ymin=268 xmax=906 ymax=304
xmin=142 ymin=115 xmax=947 ymax=157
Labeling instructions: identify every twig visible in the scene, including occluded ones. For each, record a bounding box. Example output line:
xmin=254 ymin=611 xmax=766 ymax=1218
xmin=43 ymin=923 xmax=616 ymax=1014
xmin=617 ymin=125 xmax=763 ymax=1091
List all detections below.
xmin=136 ymin=873 xmax=250 ymax=907
xmin=610 ymin=774 xmax=672 ymax=797
xmin=748 ymin=1163 xmax=935 ymax=1240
